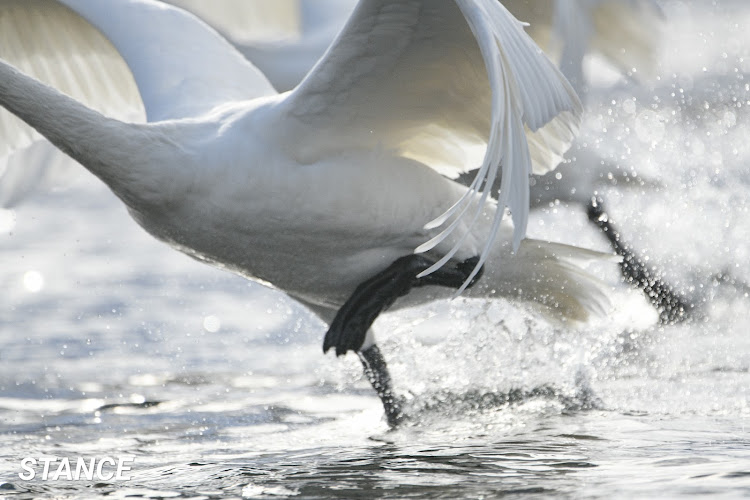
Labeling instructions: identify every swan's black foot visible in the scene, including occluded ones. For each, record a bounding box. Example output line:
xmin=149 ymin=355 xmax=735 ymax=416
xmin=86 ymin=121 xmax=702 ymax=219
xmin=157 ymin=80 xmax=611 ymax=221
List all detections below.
xmin=359 ymin=345 xmax=404 ymax=428
xmin=587 ymin=196 xmax=692 ymax=324
xmin=324 ymin=254 xmax=483 ymax=426
xmin=323 ymin=254 xmax=483 ymax=356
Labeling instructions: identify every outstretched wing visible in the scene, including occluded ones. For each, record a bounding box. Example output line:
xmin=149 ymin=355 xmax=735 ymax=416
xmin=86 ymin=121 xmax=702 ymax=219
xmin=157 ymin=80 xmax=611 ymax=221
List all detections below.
xmin=278 ymin=0 xmax=581 ymax=286
xmin=0 ymin=0 xmax=277 ymax=206
xmin=0 ymin=0 xmax=142 ymax=165
xmin=0 ymin=0 xmax=274 ymax=126
xmin=57 ymin=0 xmax=276 ymax=121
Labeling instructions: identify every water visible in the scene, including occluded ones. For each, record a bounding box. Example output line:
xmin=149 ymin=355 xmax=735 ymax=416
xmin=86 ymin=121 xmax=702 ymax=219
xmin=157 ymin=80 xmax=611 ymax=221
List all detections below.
xmin=1 ymin=1 xmax=750 ymax=498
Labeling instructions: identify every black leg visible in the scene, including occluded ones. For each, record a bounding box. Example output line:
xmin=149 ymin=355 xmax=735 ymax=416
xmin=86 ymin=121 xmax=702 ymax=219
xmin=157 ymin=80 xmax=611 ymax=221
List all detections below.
xmin=587 ymin=196 xmax=692 ymax=324
xmin=324 ymin=253 xmax=483 ymax=427
xmin=323 ymin=254 xmax=483 ymax=356
xmin=358 ymin=345 xmax=404 ymax=427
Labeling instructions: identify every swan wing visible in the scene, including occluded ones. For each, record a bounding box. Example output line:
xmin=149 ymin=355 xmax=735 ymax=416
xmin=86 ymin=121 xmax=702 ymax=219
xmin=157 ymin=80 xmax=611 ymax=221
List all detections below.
xmin=0 ymin=0 xmax=143 ymax=166
xmin=0 ymin=0 xmax=274 ymax=129
xmin=56 ymin=0 xmax=276 ymax=121
xmin=0 ymin=0 xmax=276 ymax=206
xmin=280 ymin=0 xmax=581 ymax=284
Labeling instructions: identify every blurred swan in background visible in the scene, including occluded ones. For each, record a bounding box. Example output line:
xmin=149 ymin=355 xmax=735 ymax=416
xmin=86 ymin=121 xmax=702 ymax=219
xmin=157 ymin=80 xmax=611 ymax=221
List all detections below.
xmin=0 ymin=0 xmax=616 ymax=425
xmin=512 ymin=0 xmax=662 ymax=97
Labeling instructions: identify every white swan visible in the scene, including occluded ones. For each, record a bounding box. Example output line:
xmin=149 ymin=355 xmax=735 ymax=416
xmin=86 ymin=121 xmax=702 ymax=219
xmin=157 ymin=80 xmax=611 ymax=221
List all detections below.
xmin=0 ymin=0 xmax=613 ymax=424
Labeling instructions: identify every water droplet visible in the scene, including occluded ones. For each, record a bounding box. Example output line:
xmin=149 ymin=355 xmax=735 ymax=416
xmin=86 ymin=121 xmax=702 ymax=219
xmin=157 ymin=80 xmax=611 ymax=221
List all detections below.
xmin=622 ymin=99 xmax=637 ymax=115
xmin=635 ymin=110 xmax=665 ymax=144
xmin=722 ymin=111 xmax=737 ymax=128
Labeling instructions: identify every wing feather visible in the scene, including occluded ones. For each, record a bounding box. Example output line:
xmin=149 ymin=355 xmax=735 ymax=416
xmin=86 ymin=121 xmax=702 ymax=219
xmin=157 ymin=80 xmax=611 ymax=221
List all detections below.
xmin=280 ymin=0 xmax=581 ymax=286
xmin=58 ymin=0 xmax=276 ymax=121
xmin=0 ymin=0 xmax=143 ymax=163
xmin=0 ymin=0 xmax=279 ymax=205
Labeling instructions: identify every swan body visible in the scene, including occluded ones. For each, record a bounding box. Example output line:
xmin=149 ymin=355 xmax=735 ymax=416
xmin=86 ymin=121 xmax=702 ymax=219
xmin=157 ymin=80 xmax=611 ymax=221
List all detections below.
xmin=0 ymin=0 xmax=612 ymax=327
xmin=0 ymin=0 xmax=626 ymax=424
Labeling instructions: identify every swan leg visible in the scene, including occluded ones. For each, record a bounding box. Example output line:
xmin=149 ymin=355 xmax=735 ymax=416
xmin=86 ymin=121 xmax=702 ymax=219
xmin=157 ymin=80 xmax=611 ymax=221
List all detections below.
xmin=587 ymin=196 xmax=692 ymax=324
xmin=324 ymin=254 xmax=482 ymax=427
xmin=358 ymin=343 xmax=404 ymax=427
xmin=323 ymin=254 xmax=483 ymax=356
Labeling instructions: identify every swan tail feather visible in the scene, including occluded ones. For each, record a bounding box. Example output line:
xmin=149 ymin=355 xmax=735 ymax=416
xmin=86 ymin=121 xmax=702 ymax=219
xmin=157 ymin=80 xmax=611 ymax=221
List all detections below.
xmin=472 ymin=238 xmax=619 ymax=322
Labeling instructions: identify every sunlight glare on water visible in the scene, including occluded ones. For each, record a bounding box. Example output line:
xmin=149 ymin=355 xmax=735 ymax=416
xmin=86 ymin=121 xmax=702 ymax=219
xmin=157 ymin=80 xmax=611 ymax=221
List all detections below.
xmin=22 ymin=270 xmax=44 ymax=293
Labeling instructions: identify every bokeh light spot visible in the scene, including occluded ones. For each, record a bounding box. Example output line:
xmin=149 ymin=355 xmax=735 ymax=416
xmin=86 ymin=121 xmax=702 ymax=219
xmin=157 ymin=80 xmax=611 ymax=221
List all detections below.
xmin=203 ymin=315 xmax=221 ymax=333
xmin=23 ymin=270 xmax=44 ymax=293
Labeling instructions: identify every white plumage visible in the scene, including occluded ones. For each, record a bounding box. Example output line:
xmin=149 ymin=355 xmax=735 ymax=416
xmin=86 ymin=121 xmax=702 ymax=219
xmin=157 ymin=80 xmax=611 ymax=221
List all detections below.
xmin=0 ymin=0 xmax=611 ymax=328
